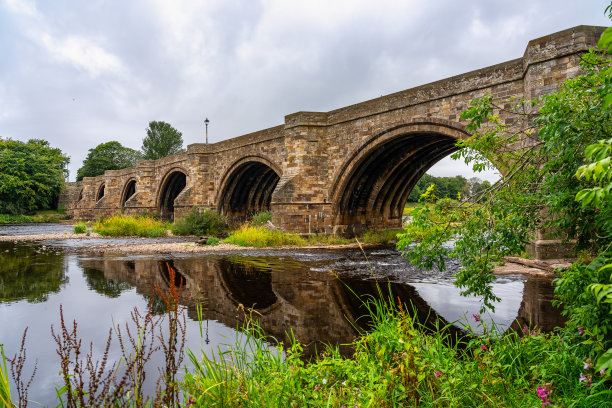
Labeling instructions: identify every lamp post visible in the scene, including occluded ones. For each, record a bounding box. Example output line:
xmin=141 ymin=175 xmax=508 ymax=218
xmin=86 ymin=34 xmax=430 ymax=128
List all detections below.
xmin=204 ymin=117 xmax=209 ymax=144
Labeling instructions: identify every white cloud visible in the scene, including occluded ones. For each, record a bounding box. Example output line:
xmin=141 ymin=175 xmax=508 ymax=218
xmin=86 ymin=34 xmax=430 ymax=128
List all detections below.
xmin=39 ymin=34 xmax=125 ymax=77
xmin=4 ymin=0 xmax=40 ymax=19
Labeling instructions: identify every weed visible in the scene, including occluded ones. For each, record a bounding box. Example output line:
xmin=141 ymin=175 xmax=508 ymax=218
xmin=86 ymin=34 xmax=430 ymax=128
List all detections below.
xmin=224 ymin=225 xmax=306 ymax=247
xmin=205 ymin=236 xmax=220 ymax=246
xmin=250 ymin=211 xmax=271 ymax=226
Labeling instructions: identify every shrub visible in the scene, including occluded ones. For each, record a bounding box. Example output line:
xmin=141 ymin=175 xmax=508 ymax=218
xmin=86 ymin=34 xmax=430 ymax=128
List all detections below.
xmin=250 ymin=211 xmax=271 ymax=226
xmin=206 ymin=236 xmax=220 ymax=246
xmin=224 ymin=225 xmax=306 ymax=247
xmin=93 ymin=215 xmax=167 ymax=237
xmin=73 ymin=223 xmax=87 ymax=234
xmin=172 ymin=207 xmax=229 ymax=236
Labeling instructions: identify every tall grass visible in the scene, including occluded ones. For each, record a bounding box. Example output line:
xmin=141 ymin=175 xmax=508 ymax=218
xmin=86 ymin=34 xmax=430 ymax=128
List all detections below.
xmin=0 ymin=344 xmax=13 ymax=408
xmin=93 ymin=214 xmax=168 ymax=237
xmin=224 ymin=225 xmax=306 ymax=247
xmin=0 ymin=214 xmax=62 ymax=224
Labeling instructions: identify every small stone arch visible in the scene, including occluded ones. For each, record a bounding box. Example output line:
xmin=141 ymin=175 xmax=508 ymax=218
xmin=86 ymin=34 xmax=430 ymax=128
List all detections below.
xmin=217 ymin=156 xmax=281 ymax=218
xmin=157 ymin=168 xmax=188 ymax=221
xmin=96 ymin=184 xmax=106 ymax=202
xmin=330 ymin=121 xmax=470 ymax=234
xmin=121 ymin=179 xmax=137 ymax=210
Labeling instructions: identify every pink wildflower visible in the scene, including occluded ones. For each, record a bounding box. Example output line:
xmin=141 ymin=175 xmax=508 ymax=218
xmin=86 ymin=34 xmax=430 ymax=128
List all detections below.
xmin=600 ymin=368 xmax=607 ymax=376
xmin=583 ymin=361 xmax=592 ymax=370
xmin=314 ymin=385 xmax=320 ymax=391
xmin=480 ymin=345 xmax=487 ymax=352
xmin=434 ymin=371 xmax=442 ymax=378
xmin=578 ymin=326 xmax=584 ymax=335
xmin=537 ymin=385 xmax=552 ymax=407
xmin=472 ymin=314 xmax=481 ymax=322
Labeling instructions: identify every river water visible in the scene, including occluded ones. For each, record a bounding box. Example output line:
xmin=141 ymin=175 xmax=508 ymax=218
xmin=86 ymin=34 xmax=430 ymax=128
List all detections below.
xmin=0 ymin=224 xmax=564 ymax=406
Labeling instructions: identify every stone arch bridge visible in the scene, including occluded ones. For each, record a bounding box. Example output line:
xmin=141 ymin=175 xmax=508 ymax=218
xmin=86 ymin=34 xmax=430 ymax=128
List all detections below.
xmin=62 ymin=26 xmax=603 ymax=241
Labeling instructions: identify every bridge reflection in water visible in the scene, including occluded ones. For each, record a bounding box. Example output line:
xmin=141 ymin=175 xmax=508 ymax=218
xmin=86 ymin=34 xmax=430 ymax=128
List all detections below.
xmin=79 ymin=251 xmax=565 ymax=356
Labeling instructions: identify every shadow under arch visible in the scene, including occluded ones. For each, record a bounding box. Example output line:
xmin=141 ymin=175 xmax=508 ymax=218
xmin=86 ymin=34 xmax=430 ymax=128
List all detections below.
xmin=217 ymin=156 xmax=281 ymax=218
xmin=120 ymin=179 xmax=137 ymax=210
xmin=96 ymin=183 xmax=105 ymax=202
xmin=330 ymin=121 xmax=471 ymax=234
xmin=157 ymin=169 xmax=187 ymax=221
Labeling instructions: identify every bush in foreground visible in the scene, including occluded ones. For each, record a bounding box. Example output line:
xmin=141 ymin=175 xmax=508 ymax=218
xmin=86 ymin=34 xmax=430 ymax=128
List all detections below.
xmin=93 ymin=214 xmax=167 ymax=237
xmin=172 ymin=207 xmax=229 ymax=236
xmin=73 ymin=223 xmax=87 ymax=234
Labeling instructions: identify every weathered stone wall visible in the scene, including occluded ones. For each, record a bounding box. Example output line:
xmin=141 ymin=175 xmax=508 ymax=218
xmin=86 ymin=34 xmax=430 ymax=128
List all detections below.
xmin=63 ymin=26 xmax=604 ymax=249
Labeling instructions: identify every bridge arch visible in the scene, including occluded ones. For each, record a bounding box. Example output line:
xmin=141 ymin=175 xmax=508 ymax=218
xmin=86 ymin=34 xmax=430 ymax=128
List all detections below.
xmin=120 ymin=179 xmax=137 ymax=210
xmin=217 ymin=156 xmax=281 ymax=218
xmin=96 ymin=183 xmax=105 ymax=202
xmin=157 ymin=168 xmax=188 ymax=221
xmin=330 ymin=121 xmax=469 ymax=234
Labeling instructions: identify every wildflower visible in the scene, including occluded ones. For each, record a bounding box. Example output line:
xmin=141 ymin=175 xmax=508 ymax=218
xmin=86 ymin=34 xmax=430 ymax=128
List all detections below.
xmin=600 ymin=368 xmax=607 ymax=376
xmin=537 ymin=385 xmax=552 ymax=407
xmin=435 ymin=371 xmax=442 ymax=378
xmin=472 ymin=314 xmax=481 ymax=322
xmin=579 ymin=373 xmax=592 ymax=387
xmin=522 ymin=325 xmax=529 ymax=335
xmin=186 ymin=397 xmax=195 ymax=407
xmin=480 ymin=345 xmax=487 ymax=352
xmin=583 ymin=361 xmax=592 ymax=370
xmin=342 ymin=380 xmax=347 ymax=386
xmin=314 ymin=385 xmax=320 ymax=391
xmin=578 ymin=326 xmax=584 ymax=335
xmin=322 ymin=378 xmax=327 ymax=384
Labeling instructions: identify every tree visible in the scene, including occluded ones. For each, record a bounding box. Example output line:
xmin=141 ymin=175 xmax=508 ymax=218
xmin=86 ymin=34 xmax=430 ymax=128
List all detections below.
xmin=0 ymin=138 xmax=69 ymax=214
xmin=397 ymin=24 xmax=612 ymax=373
xmin=141 ymin=121 xmax=184 ymax=160
xmin=76 ymin=141 xmax=142 ymax=181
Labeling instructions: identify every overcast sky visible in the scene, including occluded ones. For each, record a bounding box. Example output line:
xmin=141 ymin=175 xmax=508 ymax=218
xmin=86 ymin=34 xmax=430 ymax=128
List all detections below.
xmin=1 ymin=0 xmax=609 ymax=182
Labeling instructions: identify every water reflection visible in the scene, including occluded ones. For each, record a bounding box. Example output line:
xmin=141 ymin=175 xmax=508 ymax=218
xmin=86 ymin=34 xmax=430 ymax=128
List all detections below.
xmin=0 ymin=241 xmax=67 ymax=303
xmin=79 ymin=253 xmax=565 ymax=356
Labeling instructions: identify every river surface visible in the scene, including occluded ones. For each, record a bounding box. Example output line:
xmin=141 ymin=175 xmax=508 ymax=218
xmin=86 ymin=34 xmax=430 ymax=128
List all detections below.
xmin=0 ymin=224 xmax=564 ymax=406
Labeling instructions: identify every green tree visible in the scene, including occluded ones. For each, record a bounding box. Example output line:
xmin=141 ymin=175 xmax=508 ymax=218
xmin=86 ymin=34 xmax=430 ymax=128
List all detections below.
xmin=397 ymin=24 xmax=612 ymax=373
xmin=76 ymin=141 xmax=142 ymax=181
xmin=141 ymin=121 xmax=184 ymax=160
xmin=0 ymin=138 xmax=69 ymax=214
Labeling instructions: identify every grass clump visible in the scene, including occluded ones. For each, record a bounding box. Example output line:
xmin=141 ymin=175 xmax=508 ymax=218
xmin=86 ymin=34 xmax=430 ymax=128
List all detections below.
xmin=304 ymin=234 xmax=352 ymax=245
xmin=224 ymin=225 xmax=306 ymax=247
xmin=172 ymin=207 xmax=229 ymax=236
xmin=361 ymin=229 xmax=400 ymax=244
xmin=73 ymin=223 xmax=87 ymax=234
xmin=93 ymin=214 xmax=167 ymax=237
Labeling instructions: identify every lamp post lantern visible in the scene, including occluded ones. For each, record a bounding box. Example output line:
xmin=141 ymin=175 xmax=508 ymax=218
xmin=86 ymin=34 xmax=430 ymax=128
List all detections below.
xmin=204 ymin=117 xmax=209 ymax=144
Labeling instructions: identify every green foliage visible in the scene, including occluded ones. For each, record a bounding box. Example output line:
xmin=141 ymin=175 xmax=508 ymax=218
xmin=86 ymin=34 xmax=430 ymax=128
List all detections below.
xmin=205 ymin=236 xmax=220 ymax=246
xmin=92 ymin=214 xmax=167 ymax=237
xmin=0 ymin=138 xmax=69 ymax=215
xmin=171 ymin=207 xmax=229 ymax=236
xmin=250 ymin=211 xmax=271 ymax=226
xmin=142 ymin=121 xmax=184 ymax=160
xmin=224 ymin=225 xmax=306 ymax=247
xmin=0 ymin=345 xmax=13 ymax=408
xmin=406 ymin=174 xmax=470 ymax=202
xmin=398 ymin=29 xmax=612 ymax=374
xmin=73 ymin=222 xmax=87 ymax=234
xmin=76 ymin=141 xmax=142 ymax=181
xmin=181 ymin=297 xmax=609 ymax=407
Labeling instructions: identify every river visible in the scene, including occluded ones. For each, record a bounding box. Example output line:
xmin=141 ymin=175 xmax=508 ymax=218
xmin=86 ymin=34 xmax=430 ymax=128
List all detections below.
xmin=0 ymin=223 xmax=564 ymax=406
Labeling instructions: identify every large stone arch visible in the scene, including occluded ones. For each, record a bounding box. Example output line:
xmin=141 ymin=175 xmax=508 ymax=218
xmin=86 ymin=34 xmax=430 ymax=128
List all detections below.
xmin=157 ymin=168 xmax=188 ymax=221
xmin=330 ymin=121 xmax=470 ymax=234
xmin=217 ymin=156 xmax=282 ymax=218
xmin=120 ymin=178 xmax=137 ymax=210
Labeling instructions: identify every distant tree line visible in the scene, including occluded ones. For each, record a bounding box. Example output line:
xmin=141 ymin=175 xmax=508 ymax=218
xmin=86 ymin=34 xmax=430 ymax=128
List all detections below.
xmin=406 ymin=174 xmax=492 ymax=202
